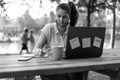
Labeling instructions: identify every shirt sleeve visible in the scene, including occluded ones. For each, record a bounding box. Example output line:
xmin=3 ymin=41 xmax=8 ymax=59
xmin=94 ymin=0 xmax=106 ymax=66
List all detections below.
xmin=41 ymin=24 xmax=51 ymax=42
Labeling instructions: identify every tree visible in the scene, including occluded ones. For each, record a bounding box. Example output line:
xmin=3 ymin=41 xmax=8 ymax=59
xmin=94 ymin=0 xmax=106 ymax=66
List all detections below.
xmin=77 ymin=0 xmax=106 ymax=27
xmin=0 ymin=0 xmax=6 ymax=14
xmin=77 ymin=0 xmax=120 ymax=48
xmin=103 ymin=0 xmax=120 ymax=48
xmin=49 ymin=0 xmax=60 ymax=4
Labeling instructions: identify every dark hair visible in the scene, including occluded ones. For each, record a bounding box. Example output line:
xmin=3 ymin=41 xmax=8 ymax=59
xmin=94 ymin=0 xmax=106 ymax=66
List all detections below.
xmin=56 ymin=2 xmax=79 ymax=26
xmin=30 ymin=29 xmax=34 ymax=33
xmin=24 ymin=27 xmax=28 ymax=32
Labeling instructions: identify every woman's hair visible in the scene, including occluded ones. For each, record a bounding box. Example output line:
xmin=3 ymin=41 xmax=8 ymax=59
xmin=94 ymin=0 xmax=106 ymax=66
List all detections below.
xmin=56 ymin=2 xmax=79 ymax=26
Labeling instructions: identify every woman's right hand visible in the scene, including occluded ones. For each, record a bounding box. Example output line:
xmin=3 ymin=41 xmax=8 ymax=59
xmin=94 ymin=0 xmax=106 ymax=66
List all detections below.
xmin=32 ymin=48 xmax=42 ymax=57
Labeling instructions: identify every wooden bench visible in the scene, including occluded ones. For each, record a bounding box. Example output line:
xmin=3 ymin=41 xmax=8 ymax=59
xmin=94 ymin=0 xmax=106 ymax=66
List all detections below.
xmin=0 ymin=49 xmax=120 ymax=80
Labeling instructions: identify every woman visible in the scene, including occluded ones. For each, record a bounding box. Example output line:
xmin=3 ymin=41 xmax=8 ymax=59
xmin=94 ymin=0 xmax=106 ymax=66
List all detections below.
xmin=33 ymin=2 xmax=87 ymax=80
xmin=34 ymin=1 xmax=78 ymax=56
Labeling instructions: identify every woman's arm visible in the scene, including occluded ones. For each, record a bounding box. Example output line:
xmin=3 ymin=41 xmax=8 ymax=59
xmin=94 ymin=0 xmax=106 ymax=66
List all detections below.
xmin=34 ymin=32 xmax=47 ymax=49
xmin=32 ymin=23 xmax=51 ymax=57
xmin=32 ymin=32 xmax=47 ymax=57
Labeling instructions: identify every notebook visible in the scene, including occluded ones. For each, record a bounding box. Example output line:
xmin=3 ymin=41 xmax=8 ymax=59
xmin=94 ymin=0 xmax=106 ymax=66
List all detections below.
xmin=65 ymin=27 xmax=106 ymax=59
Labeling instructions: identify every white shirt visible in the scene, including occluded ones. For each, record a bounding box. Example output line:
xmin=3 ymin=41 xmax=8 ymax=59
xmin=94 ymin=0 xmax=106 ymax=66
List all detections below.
xmin=41 ymin=22 xmax=69 ymax=50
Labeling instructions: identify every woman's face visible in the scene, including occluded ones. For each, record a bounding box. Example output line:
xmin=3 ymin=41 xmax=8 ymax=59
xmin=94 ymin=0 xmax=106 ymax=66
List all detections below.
xmin=56 ymin=9 xmax=70 ymax=28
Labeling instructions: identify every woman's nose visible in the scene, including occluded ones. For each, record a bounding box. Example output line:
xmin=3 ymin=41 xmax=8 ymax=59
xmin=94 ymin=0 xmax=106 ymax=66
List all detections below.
xmin=60 ymin=17 xmax=63 ymax=21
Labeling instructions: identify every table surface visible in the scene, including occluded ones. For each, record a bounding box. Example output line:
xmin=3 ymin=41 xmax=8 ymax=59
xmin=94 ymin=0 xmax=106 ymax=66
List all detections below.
xmin=0 ymin=49 xmax=120 ymax=78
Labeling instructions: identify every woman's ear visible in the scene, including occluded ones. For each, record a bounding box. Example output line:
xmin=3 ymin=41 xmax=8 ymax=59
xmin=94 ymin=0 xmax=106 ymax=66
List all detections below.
xmin=68 ymin=19 xmax=70 ymax=24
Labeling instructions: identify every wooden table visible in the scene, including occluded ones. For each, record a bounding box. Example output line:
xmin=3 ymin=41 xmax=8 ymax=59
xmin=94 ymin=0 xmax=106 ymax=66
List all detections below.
xmin=0 ymin=49 xmax=120 ymax=79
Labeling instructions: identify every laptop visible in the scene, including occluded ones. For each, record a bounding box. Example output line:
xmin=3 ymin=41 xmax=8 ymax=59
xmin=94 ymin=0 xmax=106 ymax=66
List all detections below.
xmin=65 ymin=27 xmax=106 ymax=59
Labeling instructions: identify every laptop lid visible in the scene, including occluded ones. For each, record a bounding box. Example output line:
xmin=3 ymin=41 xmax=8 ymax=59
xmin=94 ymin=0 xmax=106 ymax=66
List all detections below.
xmin=65 ymin=27 xmax=106 ymax=59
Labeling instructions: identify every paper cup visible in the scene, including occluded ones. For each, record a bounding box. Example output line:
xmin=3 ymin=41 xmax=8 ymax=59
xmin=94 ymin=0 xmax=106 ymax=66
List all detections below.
xmin=51 ymin=46 xmax=63 ymax=60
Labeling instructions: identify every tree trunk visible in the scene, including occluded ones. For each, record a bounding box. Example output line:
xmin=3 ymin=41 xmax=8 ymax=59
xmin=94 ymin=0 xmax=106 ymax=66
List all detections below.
xmin=87 ymin=8 xmax=91 ymax=27
xmin=110 ymin=8 xmax=116 ymax=48
xmin=87 ymin=1 xmax=91 ymax=27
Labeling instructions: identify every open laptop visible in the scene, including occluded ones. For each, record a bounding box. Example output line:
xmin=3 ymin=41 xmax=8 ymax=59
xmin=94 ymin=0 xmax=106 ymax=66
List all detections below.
xmin=65 ymin=27 xmax=106 ymax=59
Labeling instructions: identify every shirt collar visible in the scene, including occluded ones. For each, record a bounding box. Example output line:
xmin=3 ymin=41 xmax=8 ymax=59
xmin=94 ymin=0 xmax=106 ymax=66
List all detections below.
xmin=54 ymin=23 xmax=69 ymax=35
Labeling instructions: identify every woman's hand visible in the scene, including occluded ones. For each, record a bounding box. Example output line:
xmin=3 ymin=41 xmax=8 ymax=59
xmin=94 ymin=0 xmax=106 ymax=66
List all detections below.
xmin=32 ymin=48 xmax=42 ymax=57
xmin=32 ymin=48 xmax=47 ymax=57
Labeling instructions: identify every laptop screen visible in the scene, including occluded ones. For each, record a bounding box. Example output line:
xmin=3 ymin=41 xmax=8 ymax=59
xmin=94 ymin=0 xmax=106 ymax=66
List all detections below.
xmin=65 ymin=27 xmax=106 ymax=59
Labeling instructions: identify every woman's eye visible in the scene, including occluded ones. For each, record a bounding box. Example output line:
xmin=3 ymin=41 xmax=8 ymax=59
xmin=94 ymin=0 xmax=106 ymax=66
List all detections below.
xmin=63 ymin=16 xmax=67 ymax=19
xmin=57 ymin=15 xmax=67 ymax=19
xmin=57 ymin=15 xmax=61 ymax=18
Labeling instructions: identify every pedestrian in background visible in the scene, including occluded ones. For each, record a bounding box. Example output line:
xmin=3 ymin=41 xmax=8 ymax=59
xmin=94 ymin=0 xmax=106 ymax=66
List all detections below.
xmin=19 ymin=28 xmax=29 ymax=55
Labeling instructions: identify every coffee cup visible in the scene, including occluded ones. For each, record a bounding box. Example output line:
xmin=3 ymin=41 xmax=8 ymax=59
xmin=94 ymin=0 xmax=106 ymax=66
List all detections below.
xmin=51 ymin=46 xmax=63 ymax=60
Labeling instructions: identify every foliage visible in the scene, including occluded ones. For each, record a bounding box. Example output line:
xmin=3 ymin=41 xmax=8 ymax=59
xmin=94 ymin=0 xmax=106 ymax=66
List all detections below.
xmin=0 ymin=0 xmax=5 ymax=8
xmin=50 ymin=0 xmax=60 ymax=3
xmin=18 ymin=13 xmax=49 ymax=33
